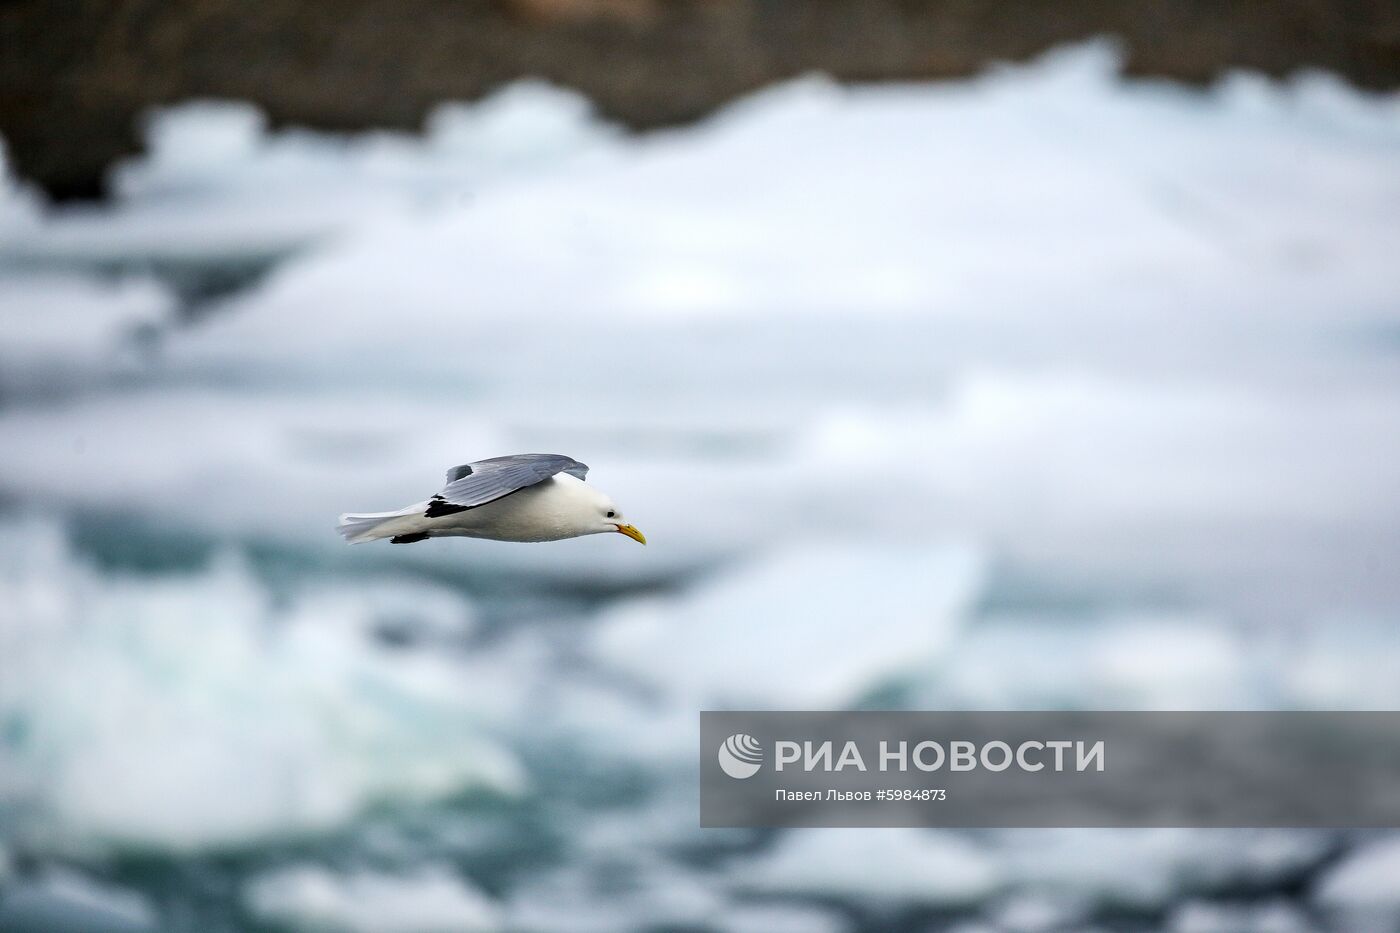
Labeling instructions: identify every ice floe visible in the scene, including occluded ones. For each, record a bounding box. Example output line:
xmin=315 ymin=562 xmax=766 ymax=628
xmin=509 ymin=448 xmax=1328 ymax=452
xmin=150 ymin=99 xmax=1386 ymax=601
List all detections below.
xmin=0 ymin=518 xmax=520 ymax=852
xmin=727 ymin=828 xmax=1002 ymax=907
xmin=0 ymin=38 xmax=1397 ymax=932
xmin=0 ymin=274 xmax=173 ymax=397
xmin=0 ymin=83 xmax=617 ymax=284
xmin=1167 ymin=898 xmax=1313 ymax=933
xmin=990 ymin=829 xmax=1333 ymax=912
xmin=0 ymin=869 xmax=157 ymax=933
xmin=1312 ymin=833 xmax=1400 ymax=912
xmin=590 ymin=541 xmax=984 ymax=707
xmin=244 ymin=863 xmax=502 ymax=933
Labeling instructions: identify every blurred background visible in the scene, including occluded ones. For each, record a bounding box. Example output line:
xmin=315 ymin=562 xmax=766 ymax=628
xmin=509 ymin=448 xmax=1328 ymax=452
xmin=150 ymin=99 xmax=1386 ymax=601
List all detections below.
xmin=2 ymin=2 xmax=1400 ymax=931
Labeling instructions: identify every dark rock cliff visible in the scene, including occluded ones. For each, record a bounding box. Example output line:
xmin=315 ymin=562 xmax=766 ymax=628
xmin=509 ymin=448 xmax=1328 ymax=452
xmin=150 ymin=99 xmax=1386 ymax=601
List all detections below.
xmin=3 ymin=0 xmax=1398 ymax=199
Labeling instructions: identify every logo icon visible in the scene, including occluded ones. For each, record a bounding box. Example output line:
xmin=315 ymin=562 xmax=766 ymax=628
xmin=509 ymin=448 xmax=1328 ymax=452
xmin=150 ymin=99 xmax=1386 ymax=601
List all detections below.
xmin=718 ymin=733 xmax=763 ymax=779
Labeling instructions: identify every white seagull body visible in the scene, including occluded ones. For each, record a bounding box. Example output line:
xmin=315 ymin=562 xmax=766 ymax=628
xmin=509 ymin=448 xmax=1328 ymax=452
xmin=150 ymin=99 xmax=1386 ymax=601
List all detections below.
xmin=338 ymin=454 xmax=645 ymax=546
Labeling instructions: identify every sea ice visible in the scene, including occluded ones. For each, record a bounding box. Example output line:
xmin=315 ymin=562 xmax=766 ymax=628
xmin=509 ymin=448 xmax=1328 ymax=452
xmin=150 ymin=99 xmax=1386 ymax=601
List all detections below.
xmin=0 ymin=870 xmax=157 ymax=933
xmin=506 ymin=859 xmax=728 ymax=933
xmin=1 ymin=83 xmax=617 ymax=276
xmin=244 ymin=863 xmax=502 ymax=933
xmin=989 ymin=829 xmax=1332 ymax=912
xmin=718 ymin=902 xmax=850 ymax=933
xmin=726 ymin=827 xmax=1003 ymax=907
xmin=0 ymin=518 xmax=521 ymax=852
xmin=590 ymin=540 xmax=984 ymax=707
xmin=1167 ymin=898 xmax=1313 ymax=933
xmin=0 ymin=274 xmax=173 ymax=396
xmin=917 ymin=613 xmax=1256 ymax=709
xmin=1312 ymin=833 xmax=1400 ymax=910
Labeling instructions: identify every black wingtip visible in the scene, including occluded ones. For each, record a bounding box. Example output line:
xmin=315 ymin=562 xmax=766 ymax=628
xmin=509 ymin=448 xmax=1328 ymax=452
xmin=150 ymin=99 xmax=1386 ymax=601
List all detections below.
xmin=390 ymin=532 xmax=430 ymax=544
xmin=424 ymin=496 xmax=470 ymax=518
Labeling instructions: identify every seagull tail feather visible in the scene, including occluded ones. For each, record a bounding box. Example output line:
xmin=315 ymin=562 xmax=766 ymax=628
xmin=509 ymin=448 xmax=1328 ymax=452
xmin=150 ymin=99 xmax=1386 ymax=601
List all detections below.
xmin=337 ymin=508 xmax=420 ymax=544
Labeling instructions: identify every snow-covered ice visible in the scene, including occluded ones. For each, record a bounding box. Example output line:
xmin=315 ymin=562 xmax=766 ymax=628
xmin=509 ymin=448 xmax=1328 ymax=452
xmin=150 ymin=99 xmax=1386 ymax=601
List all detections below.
xmin=0 ymin=518 xmax=521 ymax=853
xmin=915 ymin=612 xmax=1258 ymax=710
xmin=0 ymin=45 xmax=1397 ymax=621
xmin=727 ymin=828 xmax=1003 ymax=907
xmin=0 ymin=870 xmax=157 ymax=933
xmin=0 ymin=274 xmax=173 ymax=397
xmin=244 ymin=863 xmax=502 ymax=933
xmin=1 ymin=38 xmax=1398 ymax=933
xmin=718 ymin=903 xmax=851 ymax=933
xmin=990 ymin=829 xmax=1333 ymax=912
xmin=590 ymin=541 xmax=983 ymax=707
xmin=505 ymin=859 xmax=729 ymax=933
xmin=0 ymin=83 xmax=617 ymax=278
xmin=1312 ymin=833 xmax=1400 ymax=911
xmin=1168 ymin=899 xmax=1314 ymax=933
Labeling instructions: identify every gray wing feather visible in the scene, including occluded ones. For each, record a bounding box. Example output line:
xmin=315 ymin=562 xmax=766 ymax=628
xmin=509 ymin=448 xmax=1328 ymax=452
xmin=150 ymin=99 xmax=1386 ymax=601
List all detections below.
xmin=436 ymin=454 xmax=589 ymax=508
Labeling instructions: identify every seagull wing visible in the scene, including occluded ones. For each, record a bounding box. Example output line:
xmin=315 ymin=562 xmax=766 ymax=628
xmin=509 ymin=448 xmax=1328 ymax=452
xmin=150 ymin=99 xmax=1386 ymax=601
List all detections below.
xmin=431 ymin=454 xmax=589 ymax=512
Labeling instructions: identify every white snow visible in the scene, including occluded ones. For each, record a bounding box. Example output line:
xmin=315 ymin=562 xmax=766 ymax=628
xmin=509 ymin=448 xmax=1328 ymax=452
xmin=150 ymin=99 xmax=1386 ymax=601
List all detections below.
xmin=728 ymin=828 xmax=1002 ymax=906
xmin=0 ymin=44 xmax=1393 ymax=626
xmin=506 ymin=860 xmax=728 ymax=933
xmin=1168 ymin=899 xmax=1312 ymax=933
xmin=0 ymin=518 xmax=521 ymax=852
xmin=0 ymin=274 xmax=173 ymax=396
xmin=590 ymin=541 xmax=983 ymax=707
xmin=0 ymin=43 xmax=1397 ymax=918
xmin=1313 ymin=834 xmax=1400 ymax=909
xmin=718 ymin=903 xmax=850 ymax=933
xmin=244 ymin=864 xmax=502 ymax=933
xmin=917 ymin=613 xmax=1258 ymax=710
xmin=114 ymin=83 xmax=611 ymax=206
xmin=0 ymin=388 xmax=509 ymax=542
xmin=0 ymin=141 xmax=41 ymax=232
xmin=0 ymin=870 xmax=158 ymax=932
xmin=0 ymin=385 xmax=713 ymax=585
xmin=988 ymin=893 xmax=1092 ymax=932
xmin=1286 ymin=619 xmax=1400 ymax=709
xmin=0 ymin=83 xmax=616 ymax=269
xmin=166 ymin=44 xmax=1400 ymax=374
xmin=554 ymin=540 xmax=983 ymax=766
xmin=991 ymin=829 xmax=1331 ymax=911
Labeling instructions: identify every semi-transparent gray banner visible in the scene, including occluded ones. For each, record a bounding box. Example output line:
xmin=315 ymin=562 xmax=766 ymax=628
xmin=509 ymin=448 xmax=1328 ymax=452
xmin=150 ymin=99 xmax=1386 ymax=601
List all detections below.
xmin=700 ymin=711 xmax=1400 ymax=828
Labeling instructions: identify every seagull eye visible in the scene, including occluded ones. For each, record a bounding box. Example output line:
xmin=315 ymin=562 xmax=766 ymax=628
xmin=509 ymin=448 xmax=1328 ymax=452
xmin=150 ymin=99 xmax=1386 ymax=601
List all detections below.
xmin=606 ymin=510 xmax=616 ymax=518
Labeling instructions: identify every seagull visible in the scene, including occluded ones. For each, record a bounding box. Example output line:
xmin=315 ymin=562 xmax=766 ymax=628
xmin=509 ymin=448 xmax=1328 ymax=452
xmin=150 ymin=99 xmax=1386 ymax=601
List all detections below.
xmin=338 ymin=454 xmax=646 ymax=546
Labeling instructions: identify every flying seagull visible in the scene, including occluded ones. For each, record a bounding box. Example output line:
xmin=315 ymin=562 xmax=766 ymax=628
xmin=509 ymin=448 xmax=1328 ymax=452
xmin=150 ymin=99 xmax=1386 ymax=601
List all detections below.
xmin=338 ymin=454 xmax=646 ymax=546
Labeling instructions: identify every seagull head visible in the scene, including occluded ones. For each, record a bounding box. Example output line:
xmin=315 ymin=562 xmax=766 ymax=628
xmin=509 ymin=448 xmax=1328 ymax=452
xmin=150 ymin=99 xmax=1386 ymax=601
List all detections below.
xmin=572 ymin=481 xmax=646 ymax=544
xmin=597 ymin=497 xmax=646 ymax=544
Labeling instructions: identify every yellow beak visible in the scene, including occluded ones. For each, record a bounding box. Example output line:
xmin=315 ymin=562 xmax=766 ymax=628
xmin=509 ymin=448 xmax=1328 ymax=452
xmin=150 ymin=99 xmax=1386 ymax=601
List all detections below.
xmin=613 ymin=523 xmax=647 ymax=545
